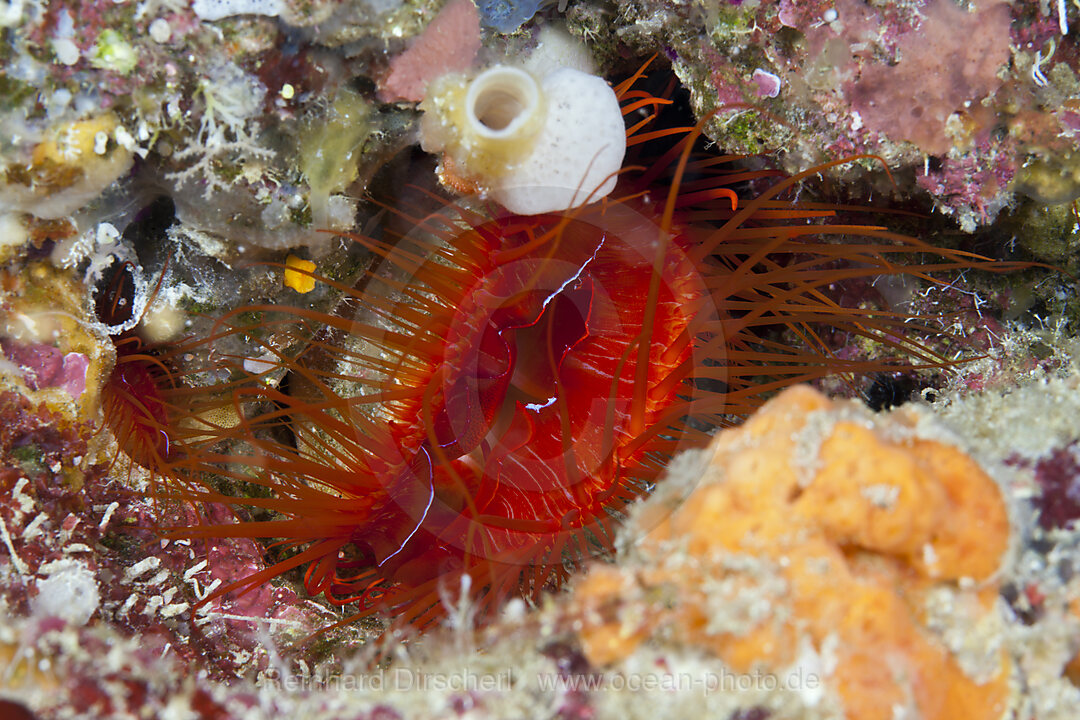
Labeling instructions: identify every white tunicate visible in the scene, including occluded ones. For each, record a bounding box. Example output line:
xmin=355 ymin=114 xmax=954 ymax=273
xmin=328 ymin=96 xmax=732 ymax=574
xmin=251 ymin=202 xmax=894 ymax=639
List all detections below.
xmin=491 ymin=67 xmax=626 ymax=215
xmin=419 ymin=31 xmax=625 ymax=215
xmin=465 ymin=66 xmax=542 ymax=144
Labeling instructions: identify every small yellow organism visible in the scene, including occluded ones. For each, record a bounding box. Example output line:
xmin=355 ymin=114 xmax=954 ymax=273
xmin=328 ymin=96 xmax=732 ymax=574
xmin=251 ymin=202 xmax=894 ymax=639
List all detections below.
xmin=3 ymin=113 xmax=134 ymax=219
xmin=284 ymin=254 xmax=316 ymax=293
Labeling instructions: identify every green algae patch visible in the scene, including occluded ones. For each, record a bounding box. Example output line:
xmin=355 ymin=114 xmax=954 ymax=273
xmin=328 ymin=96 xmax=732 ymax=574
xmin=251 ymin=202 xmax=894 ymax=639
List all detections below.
xmin=300 ymin=89 xmax=374 ymax=228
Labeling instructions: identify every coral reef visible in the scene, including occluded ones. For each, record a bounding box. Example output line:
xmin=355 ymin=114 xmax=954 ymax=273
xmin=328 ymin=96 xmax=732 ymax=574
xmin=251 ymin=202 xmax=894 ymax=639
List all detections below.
xmin=0 ymin=383 xmax=363 ymax=692
xmin=2 ymin=0 xmax=1080 ymax=717
xmin=2 ymin=0 xmax=1078 ymax=255
xmin=0 ymin=0 xmax=421 ymax=258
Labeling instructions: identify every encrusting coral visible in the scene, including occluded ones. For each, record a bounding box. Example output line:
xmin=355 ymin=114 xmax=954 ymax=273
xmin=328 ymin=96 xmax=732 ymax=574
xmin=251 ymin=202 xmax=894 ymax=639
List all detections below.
xmin=0 ymin=263 xmax=111 ymax=423
xmin=575 ymin=385 xmax=1012 ymax=720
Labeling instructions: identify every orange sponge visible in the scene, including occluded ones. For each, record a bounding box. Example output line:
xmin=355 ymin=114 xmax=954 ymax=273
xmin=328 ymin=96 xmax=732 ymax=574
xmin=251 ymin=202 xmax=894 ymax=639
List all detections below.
xmin=575 ymin=385 xmax=1012 ymax=720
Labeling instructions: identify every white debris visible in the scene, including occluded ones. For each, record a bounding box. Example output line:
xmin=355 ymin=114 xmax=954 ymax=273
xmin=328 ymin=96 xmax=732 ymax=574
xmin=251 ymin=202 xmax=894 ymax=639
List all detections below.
xmin=149 ymin=17 xmax=171 ymax=43
xmin=120 ymin=593 xmax=139 ymax=615
xmin=21 ymin=512 xmax=48 ymax=542
xmin=124 ymin=555 xmax=161 ymax=582
xmin=33 ymin=559 xmax=100 ymax=625
xmin=12 ymin=477 xmax=34 ymax=517
xmin=98 ymin=501 xmax=120 ymax=531
xmin=146 ymin=569 xmax=171 ymax=586
xmin=192 ymin=0 xmax=283 ymax=22
xmin=161 ymin=602 xmax=190 ymax=618
xmin=183 ymin=560 xmax=208 ymax=581
xmin=0 ymin=514 xmax=29 ymax=575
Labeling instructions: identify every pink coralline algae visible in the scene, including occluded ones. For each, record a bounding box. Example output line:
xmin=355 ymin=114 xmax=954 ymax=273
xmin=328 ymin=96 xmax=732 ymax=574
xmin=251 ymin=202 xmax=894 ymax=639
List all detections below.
xmin=616 ymin=0 xmax=1052 ymax=231
xmin=379 ymin=0 xmax=482 ymax=103
xmin=0 ymin=387 xmax=348 ymax=697
xmin=701 ymin=47 xmax=754 ymax=107
xmin=845 ymin=0 xmax=1012 ymax=156
xmin=1 ymin=339 xmax=89 ymax=399
xmin=1026 ymin=443 xmax=1080 ymax=531
xmin=1059 ymin=108 xmax=1080 ymax=137
xmin=750 ymin=68 xmax=781 ymax=98
xmin=915 ymin=138 xmax=1017 ymax=226
xmin=182 ymin=502 xmax=317 ymax=645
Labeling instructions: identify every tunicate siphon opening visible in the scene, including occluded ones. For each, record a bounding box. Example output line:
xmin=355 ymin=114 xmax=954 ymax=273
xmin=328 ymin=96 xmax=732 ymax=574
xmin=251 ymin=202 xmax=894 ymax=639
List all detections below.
xmin=466 ymin=67 xmax=540 ymax=139
xmin=477 ymin=89 xmax=525 ymax=130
